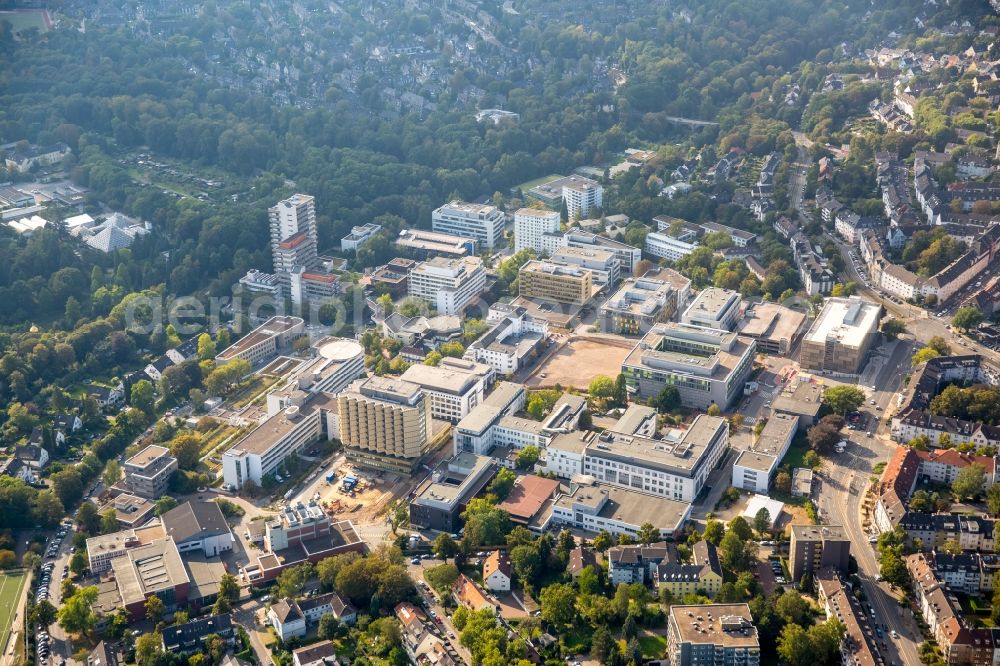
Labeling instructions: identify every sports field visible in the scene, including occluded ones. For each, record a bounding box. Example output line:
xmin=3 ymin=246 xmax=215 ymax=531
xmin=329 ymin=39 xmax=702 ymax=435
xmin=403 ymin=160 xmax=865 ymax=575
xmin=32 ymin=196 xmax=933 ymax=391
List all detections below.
xmin=0 ymin=571 xmax=27 ymax=655
xmin=0 ymin=10 xmax=51 ymax=33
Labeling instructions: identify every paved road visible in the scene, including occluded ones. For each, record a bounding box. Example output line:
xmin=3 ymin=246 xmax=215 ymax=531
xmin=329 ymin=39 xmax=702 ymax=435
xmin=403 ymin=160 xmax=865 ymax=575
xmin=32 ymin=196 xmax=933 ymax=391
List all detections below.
xmin=408 ymin=561 xmax=472 ymax=664
xmin=816 ymin=355 xmax=921 ymax=666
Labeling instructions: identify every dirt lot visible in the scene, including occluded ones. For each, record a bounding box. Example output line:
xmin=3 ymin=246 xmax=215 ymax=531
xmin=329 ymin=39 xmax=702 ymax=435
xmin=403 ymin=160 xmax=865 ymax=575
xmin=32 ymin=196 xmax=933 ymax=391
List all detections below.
xmin=526 ymin=336 xmax=634 ymax=390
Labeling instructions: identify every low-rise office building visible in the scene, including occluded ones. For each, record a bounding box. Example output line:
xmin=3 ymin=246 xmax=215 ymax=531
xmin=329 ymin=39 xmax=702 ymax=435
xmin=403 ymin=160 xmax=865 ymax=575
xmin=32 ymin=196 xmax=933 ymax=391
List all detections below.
xmin=396 ymin=229 xmax=476 ymax=258
xmin=410 ymin=454 xmax=499 ymax=531
xmin=453 ymin=382 xmax=527 ymax=456
xmin=547 ymin=480 xmax=693 ymax=540
xmin=735 ymin=302 xmax=807 ymax=355
xmin=601 ymin=274 xmax=685 ymax=336
xmin=622 ymin=323 xmax=756 ymax=410
xmin=518 ymin=260 xmax=594 ymax=304
xmin=400 ymin=358 xmax=493 ymax=423
xmin=431 ymin=200 xmax=506 ymax=249
xmin=550 ymin=245 xmax=620 ymax=288
xmin=215 ymin=315 xmax=305 ymax=366
xmin=160 ymin=501 xmax=233 ymax=558
xmin=463 ymin=303 xmax=549 ymax=375
xmin=731 ymin=413 xmax=799 ymax=494
xmin=644 ymin=231 xmax=698 ymax=261
xmin=681 ymin=288 xmax=742 ymax=331
xmin=223 ymin=392 xmax=336 ymax=490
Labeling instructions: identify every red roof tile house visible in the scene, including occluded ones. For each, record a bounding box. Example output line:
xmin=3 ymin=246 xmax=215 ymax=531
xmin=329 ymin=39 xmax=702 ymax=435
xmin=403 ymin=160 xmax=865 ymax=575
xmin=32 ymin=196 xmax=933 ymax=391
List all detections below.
xmin=452 ymin=574 xmax=498 ymax=614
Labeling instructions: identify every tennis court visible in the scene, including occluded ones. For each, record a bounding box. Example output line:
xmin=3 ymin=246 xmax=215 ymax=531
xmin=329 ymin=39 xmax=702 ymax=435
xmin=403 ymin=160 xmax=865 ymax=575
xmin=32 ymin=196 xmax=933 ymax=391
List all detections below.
xmin=0 ymin=571 xmax=27 ymax=655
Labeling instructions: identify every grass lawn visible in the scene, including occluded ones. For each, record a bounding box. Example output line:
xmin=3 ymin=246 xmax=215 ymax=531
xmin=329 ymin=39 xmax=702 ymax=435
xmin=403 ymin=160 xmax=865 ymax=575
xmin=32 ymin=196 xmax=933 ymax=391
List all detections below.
xmin=637 ymin=634 xmax=668 ymax=659
xmin=561 ymin=624 xmax=591 ymax=653
xmin=0 ymin=10 xmax=49 ymax=33
xmin=514 ymin=174 xmax=563 ymax=194
xmin=780 ymin=436 xmax=811 ymax=472
xmin=0 ymin=571 xmax=27 ymax=654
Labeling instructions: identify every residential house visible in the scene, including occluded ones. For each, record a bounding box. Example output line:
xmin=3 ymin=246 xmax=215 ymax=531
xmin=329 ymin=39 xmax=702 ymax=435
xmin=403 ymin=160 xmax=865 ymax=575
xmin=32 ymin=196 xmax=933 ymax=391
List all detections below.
xmin=269 ymin=599 xmax=307 ymax=640
xmin=483 ymin=550 xmax=512 ymax=592
xmin=608 ymin=542 xmax=669 ymax=586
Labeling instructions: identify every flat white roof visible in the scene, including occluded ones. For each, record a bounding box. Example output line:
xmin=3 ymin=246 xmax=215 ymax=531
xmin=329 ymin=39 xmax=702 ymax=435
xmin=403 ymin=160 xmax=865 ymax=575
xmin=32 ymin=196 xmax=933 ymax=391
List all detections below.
xmin=741 ymin=494 xmax=784 ymax=527
xmin=803 ymin=297 xmax=880 ymax=349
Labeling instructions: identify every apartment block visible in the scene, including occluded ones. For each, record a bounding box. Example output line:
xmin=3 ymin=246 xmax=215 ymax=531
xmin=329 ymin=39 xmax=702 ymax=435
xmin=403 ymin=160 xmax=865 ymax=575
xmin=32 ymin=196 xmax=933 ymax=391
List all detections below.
xmin=337 ymin=377 xmax=432 ymax=474
xmin=123 ymin=445 xmax=178 ymax=500
xmin=514 ymin=208 xmax=561 ymax=254
xmin=622 ymin=323 xmax=757 ymax=410
xmin=645 ymin=231 xmax=697 ymax=261
xmin=518 ymin=260 xmax=593 ymax=304
xmin=799 ymin=297 xmax=881 ymax=375
xmin=788 ymin=524 xmax=851 ymax=582
xmin=666 ymin=604 xmax=760 ymax=666
xmin=408 ymin=256 xmax=487 ymax=316
xmin=528 ymin=175 xmax=603 ymax=220
xmin=431 ymin=200 xmax=506 ymax=249
xmin=681 ymin=288 xmax=742 ymax=331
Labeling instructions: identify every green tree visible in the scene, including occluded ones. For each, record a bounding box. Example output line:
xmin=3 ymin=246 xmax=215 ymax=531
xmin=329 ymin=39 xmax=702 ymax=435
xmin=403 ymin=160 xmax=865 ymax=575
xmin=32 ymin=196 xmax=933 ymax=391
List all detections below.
xmin=75 ymin=502 xmax=100 ymax=535
xmin=130 ymin=380 xmax=155 ymax=416
xmin=636 ymin=522 xmax=660 ymax=545
xmin=31 ymin=600 xmax=57 ymax=628
xmin=913 ymin=347 xmax=942 ymax=366
xmin=487 ymin=467 xmax=517 ymax=500
xmin=592 ymin=530 xmax=613 ymax=552
xmin=703 ymin=519 xmax=725 ymax=545
xmin=707 ymin=403 xmax=722 ymax=416
xmin=588 ymin=375 xmax=615 ymax=402
xmin=377 ymin=293 xmax=395 ymax=316
xmin=509 ymin=544 xmax=542 ymax=588
xmin=155 ymin=496 xmax=178 ymax=516
xmin=433 ymin=533 xmax=460 ymax=561
xmin=100 ymin=508 xmax=118 ymax=535
xmin=277 ymin=562 xmax=314 ymax=599
xmin=953 ymin=463 xmax=986 ymax=500
xmin=654 ymin=386 xmax=681 ymax=412
xmin=424 ymin=563 xmax=460 ymax=594
xmin=881 ymin=318 xmax=907 ymax=340
xmin=218 ymin=572 xmax=240 ymax=607
xmin=986 ymin=485 xmax=1000 ymax=516
xmin=102 ymin=459 xmax=121 ymax=488
xmin=197 ymin=332 xmax=217 ymax=361
xmin=879 ymin=549 xmax=909 ymax=588
xmin=170 ymin=432 xmax=202 ymax=470
xmin=318 ymin=613 xmax=342 ymax=640
xmin=613 ymin=374 xmax=628 ymax=407
xmin=387 ymin=499 xmax=409 ymax=535
xmin=135 ymin=632 xmax=163 ymax=666
xmin=591 ymin=625 xmax=615 ymax=664
xmin=539 ymin=583 xmax=576 ymax=628
xmin=777 ymin=623 xmax=812 ymax=666
xmin=144 ymin=594 xmax=166 ymax=624
xmin=775 ymin=591 xmax=810 ymax=626
xmin=439 ymin=341 xmax=466 ymax=358
xmin=753 ymin=508 xmax=771 ymax=537
xmin=424 ymin=351 xmax=443 ymax=366
xmin=728 ymin=516 xmax=753 ymax=541
xmin=58 ymin=585 xmax=98 ymax=636
xmin=822 ymin=385 xmax=865 ymax=414
xmin=953 ymin=307 xmax=984 ymax=332
xmin=515 ymin=446 xmax=540 ymax=469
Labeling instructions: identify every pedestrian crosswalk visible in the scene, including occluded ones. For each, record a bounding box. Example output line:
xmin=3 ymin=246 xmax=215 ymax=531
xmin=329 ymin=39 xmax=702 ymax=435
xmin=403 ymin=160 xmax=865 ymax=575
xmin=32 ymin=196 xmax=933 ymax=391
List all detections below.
xmin=743 ymin=416 xmax=757 ymax=426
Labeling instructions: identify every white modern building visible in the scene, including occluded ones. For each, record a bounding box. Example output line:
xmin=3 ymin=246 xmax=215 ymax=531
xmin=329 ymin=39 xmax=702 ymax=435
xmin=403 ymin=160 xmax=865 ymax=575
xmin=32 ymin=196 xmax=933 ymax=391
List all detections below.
xmin=551 ymin=246 xmax=621 ymax=288
xmin=265 ymin=337 xmax=366 ymax=417
xmin=645 ymin=231 xmax=698 ymax=261
xmin=340 ymin=223 xmax=381 ymax=252
xmin=514 ymin=208 xmax=561 ymax=254
xmin=561 ymin=176 xmax=604 ymax=220
xmin=463 ymin=303 xmax=549 ymax=374
xmin=731 ymin=413 xmax=799 ymax=493
xmin=400 ymin=358 xmax=494 ymax=422
xmin=681 ymin=288 xmax=742 ymax=331
xmin=453 ymin=382 xmax=527 ymax=456
xmin=407 ymin=256 xmax=487 ymax=316
xmin=432 ymin=200 xmax=506 ymax=249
